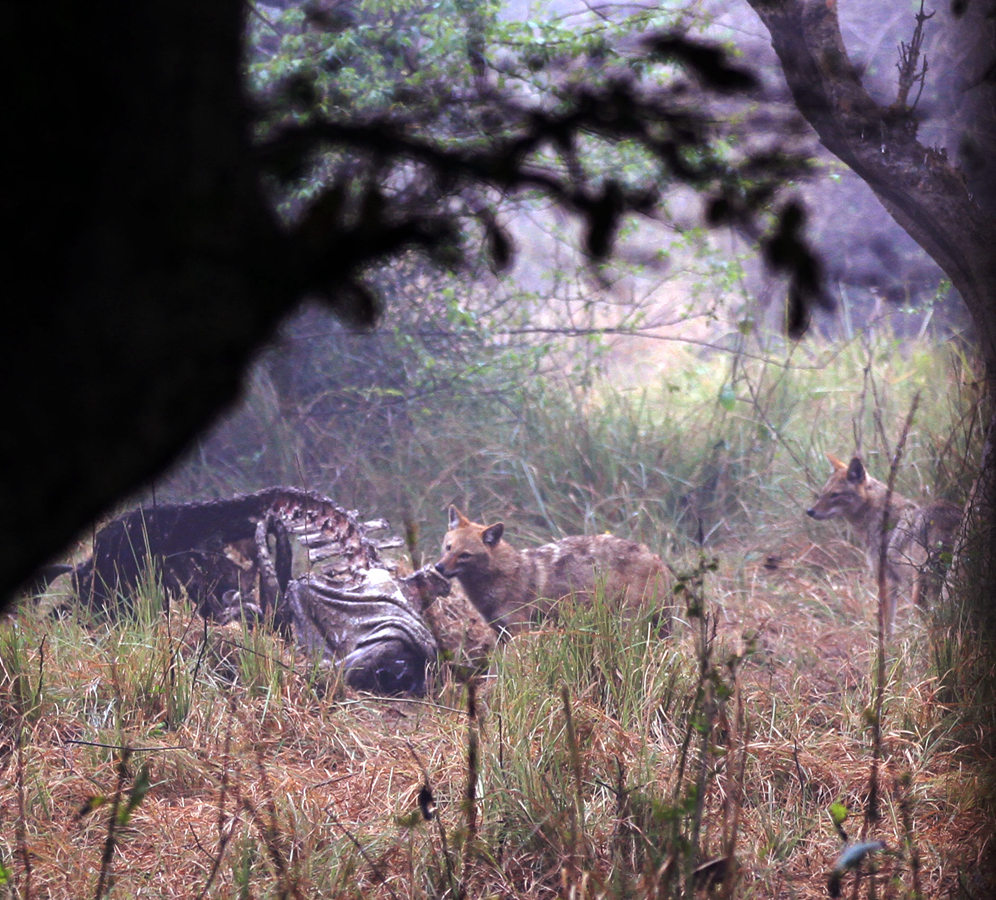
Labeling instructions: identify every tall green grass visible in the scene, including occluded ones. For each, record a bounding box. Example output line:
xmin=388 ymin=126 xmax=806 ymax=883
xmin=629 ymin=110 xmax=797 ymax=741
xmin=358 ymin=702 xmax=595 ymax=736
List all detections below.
xmin=157 ymin=332 xmax=979 ymax=564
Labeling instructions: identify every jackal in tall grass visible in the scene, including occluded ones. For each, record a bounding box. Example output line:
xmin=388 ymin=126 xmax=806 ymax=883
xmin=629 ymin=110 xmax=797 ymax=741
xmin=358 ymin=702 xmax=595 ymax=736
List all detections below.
xmin=434 ymin=506 xmax=672 ymax=637
xmin=807 ymin=453 xmax=961 ymax=633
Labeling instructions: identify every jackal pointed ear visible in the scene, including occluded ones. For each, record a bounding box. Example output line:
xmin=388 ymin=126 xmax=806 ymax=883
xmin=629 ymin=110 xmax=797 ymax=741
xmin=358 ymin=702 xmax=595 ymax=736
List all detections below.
xmin=481 ymin=522 xmax=504 ymax=548
xmin=826 ymin=452 xmax=847 ymax=471
xmin=448 ymin=505 xmax=469 ymax=529
xmin=846 ymin=457 xmax=866 ymax=484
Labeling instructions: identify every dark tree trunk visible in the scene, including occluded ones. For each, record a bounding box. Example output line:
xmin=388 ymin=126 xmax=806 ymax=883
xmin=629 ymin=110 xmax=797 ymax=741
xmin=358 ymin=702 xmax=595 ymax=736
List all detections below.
xmin=2 ymin=2 xmax=296 ymax=599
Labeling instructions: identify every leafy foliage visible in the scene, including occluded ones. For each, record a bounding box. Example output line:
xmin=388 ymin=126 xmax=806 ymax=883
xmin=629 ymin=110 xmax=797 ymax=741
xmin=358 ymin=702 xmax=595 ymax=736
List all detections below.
xmin=246 ymin=0 xmax=822 ymax=323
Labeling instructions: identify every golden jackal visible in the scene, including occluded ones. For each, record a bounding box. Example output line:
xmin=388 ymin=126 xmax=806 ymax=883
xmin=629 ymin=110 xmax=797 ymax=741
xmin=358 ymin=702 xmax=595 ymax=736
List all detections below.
xmin=434 ymin=506 xmax=671 ymax=636
xmin=807 ymin=453 xmax=960 ymax=632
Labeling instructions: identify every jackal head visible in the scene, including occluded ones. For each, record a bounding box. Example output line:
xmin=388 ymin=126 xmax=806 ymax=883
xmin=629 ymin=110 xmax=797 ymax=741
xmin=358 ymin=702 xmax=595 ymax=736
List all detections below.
xmin=806 ymin=453 xmax=869 ymax=520
xmin=434 ymin=506 xmax=505 ymax=580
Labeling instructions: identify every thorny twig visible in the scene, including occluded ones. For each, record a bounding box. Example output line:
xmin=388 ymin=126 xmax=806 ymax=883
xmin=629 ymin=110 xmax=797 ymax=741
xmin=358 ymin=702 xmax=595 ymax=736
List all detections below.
xmin=895 ymin=0 xmax=933 ymax=112
xmin=195 ymin=694 xmax=239 ymax=900
xmin=94 ymin=748 xmax=131 ymax=900
xmin=865 ymin=394 xmax=920 ymax=826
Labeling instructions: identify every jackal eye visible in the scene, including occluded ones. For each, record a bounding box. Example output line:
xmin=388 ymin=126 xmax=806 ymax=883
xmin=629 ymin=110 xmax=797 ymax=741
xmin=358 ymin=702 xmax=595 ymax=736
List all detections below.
xmin=458 ymin=551 xmax=471 ymax=560
xmin=444 ymin=543 xmax=451 ymax=551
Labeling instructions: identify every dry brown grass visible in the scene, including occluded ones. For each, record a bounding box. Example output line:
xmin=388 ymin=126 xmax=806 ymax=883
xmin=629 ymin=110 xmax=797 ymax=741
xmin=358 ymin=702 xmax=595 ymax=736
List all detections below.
xmin=1 ymin=531 xmax=993 ymax=899
xmin=712 ymin=538 xmax=994 ymax=898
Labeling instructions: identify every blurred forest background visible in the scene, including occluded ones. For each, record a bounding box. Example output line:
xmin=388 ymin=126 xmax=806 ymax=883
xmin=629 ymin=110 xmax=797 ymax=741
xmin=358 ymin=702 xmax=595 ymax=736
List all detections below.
xmin=134 ymin=0 xmax=979 ymax=563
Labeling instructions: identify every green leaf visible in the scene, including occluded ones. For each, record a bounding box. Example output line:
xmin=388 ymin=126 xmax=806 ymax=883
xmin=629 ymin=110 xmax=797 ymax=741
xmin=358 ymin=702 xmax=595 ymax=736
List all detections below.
xmin=829 ymin=802 xmax=848 ymax=826
xmin=118 ymin=764 xmax=152 ymax=826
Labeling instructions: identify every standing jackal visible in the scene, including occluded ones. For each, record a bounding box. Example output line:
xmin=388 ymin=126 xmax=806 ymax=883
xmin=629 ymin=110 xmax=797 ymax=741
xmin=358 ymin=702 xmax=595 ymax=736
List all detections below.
xmin=806 ymin=453 xmax=961 ymax=632
xmin=434 ymin=506 xmax=672 ymax=636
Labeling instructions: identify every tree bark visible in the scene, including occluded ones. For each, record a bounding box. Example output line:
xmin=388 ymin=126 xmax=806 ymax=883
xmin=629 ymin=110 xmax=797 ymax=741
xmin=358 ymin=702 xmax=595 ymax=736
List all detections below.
xmin=745 ymin=0 xmax=996 ymax=376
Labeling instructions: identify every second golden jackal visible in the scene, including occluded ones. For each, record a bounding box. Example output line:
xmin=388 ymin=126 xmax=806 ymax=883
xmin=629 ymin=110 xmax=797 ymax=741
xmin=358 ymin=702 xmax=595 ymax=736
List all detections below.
xmin=434 ymin=506 xmax=672 ymax=636
xmin=806 ymin=453 xmax=961 ymax=632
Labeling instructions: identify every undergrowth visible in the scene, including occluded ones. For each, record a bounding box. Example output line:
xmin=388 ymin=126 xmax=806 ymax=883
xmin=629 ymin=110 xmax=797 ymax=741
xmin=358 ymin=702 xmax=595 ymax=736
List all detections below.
xmin=3 ymin=543 xmax=991 ymax=898
xmin=1 ymin=332 xmax=991 ymax=898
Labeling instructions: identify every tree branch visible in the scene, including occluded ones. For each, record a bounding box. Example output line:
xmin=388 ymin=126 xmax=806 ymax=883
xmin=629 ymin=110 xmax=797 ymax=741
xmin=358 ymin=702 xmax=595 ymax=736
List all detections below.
xmin=745 ymin=0 xmax=996 ymax=371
